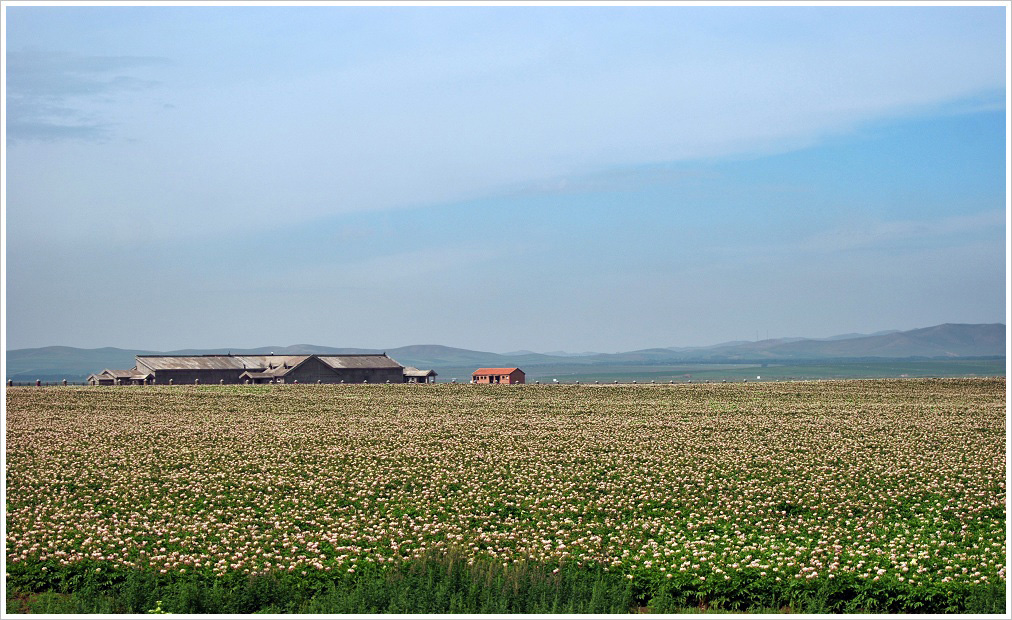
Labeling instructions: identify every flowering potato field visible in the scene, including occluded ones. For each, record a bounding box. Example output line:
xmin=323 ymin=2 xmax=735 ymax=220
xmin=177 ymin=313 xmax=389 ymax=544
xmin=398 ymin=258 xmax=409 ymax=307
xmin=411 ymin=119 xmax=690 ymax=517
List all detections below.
xmin=5 ymin=379 xmax=1006 ymax=613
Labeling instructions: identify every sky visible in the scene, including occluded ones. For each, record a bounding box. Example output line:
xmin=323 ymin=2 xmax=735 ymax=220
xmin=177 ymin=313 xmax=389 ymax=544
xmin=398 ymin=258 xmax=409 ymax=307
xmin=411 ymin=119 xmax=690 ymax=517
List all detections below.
xmin=2 ymin=2 xmax=1008 ymax=354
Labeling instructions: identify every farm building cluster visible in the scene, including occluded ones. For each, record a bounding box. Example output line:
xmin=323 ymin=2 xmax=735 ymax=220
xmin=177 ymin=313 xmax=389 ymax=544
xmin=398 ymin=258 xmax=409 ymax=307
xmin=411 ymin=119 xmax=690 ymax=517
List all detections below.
xmin=88 ymin=354 xmax=436 ymax=385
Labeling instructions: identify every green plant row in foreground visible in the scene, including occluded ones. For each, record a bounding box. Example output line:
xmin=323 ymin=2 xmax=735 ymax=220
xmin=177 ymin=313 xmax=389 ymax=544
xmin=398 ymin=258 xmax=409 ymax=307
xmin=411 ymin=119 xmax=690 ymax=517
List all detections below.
xmin=6 ymin=552 xmax=1005 ymax=614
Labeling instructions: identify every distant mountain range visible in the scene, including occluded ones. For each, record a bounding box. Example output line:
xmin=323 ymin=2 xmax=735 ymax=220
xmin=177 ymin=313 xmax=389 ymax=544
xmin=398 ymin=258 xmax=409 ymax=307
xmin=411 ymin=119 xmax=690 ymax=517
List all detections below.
xmin=4 ymin=323 xmax=1005 ymax=381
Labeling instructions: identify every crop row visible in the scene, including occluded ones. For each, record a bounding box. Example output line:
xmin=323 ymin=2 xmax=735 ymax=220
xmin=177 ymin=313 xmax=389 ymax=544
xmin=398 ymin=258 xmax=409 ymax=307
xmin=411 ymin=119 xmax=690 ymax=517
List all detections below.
xmin=5 ymin=379 xmax=1005 ymax=603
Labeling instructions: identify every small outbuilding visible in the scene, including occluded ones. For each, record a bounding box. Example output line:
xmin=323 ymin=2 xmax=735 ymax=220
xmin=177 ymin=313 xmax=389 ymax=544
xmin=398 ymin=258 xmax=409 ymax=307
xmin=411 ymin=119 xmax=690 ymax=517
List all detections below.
xmin=472 ymin=368 xmax=525 ymax=384
xmin=403 ymin=367 xmax=438 ymax=383
xmin=87 ymin=369 xmax=152 ymax=385
xmin=87 ymin=371 xmax=117 ymax=386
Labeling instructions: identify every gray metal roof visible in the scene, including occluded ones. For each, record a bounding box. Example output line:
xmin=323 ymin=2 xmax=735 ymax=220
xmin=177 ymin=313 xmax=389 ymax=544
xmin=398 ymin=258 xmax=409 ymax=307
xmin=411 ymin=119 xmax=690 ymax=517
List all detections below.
xmin=136 ymin=354 xmax=402 ymax=372
xmin=318 ymin=355 xmax=402 ymax=369
xmin=136 ymin=355 xmax=309 ymax=371
xmin=403 ymin=366 xmax=437 ymax=377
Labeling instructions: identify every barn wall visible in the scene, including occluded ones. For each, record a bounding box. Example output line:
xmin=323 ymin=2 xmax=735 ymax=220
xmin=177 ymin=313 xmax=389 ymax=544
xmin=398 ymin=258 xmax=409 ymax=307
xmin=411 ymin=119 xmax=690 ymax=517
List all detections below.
xmin=283 ymin=358 xmax=341 ymax=383
xmin=331 ymin=367 xmax=403 ymax=383
xmin=152 ymin=369 xmax=246 ymax=384
xmin=153 ymin=366 xmax=404 ymax=384
xmin=404 ymin=374 xmax=434 ymax=383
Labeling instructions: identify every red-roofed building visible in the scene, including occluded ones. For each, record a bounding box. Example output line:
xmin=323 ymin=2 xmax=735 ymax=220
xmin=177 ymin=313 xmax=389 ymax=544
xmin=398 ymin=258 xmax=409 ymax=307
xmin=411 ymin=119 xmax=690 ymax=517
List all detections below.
xmin=472 ymin=368 xmax=525 ymax=384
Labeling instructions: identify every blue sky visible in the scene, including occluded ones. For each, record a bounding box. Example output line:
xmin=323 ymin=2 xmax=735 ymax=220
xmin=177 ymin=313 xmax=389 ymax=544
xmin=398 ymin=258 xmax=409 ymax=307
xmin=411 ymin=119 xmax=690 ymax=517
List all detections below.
xmin=3 ymin=3 xmax=1008 ymax=352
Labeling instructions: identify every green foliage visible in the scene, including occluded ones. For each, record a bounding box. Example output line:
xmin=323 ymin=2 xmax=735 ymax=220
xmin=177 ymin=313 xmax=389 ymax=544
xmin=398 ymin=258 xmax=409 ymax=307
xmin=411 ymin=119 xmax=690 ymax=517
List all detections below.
xmin=6 ymin=553 xmax=1004 ymax=614
xmin=7 ymin=380 xmax=1006 ymax=615
xmin=6 ymin=554 xmax=639 ymax=614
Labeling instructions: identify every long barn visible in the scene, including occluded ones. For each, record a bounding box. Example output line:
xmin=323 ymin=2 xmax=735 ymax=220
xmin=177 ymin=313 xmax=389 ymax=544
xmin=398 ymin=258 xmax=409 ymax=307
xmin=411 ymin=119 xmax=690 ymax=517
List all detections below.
xmin=88 ymin=354 xmax=435 ymax=385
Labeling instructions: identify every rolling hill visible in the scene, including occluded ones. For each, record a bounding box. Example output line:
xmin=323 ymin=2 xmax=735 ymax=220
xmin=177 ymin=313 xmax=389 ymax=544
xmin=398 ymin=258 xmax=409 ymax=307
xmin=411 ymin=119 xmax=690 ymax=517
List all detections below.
xmin=4 ymin=323 xmax=1005 ymax=381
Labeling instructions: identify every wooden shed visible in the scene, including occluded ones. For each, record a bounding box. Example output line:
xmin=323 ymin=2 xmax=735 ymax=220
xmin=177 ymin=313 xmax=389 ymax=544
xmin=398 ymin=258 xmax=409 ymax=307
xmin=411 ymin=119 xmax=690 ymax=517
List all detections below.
xmin=472 ymin=368 xmax=525 ymax=384
xmin=403 ymin=367 xmax=438 ymax=383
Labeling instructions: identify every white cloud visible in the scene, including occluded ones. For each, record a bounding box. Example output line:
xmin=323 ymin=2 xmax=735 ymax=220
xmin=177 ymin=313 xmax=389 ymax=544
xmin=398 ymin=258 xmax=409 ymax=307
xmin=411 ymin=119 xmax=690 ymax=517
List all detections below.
xmin=791 ymin=211 xmax=1006 ymax=254
xmin=180 ymin=242 xmax=509 ymax=295
xmin=6 ymin=50 xmax=167 ymax=142
xmin=4 ymin=7 xmax=1007 ymax=268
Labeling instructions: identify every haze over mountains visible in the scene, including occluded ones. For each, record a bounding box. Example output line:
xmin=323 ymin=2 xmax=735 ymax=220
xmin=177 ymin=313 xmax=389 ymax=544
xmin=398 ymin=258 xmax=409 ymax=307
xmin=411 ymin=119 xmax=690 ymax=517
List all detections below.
xmin=5 ymin=323 xmax=1005 ymax=381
